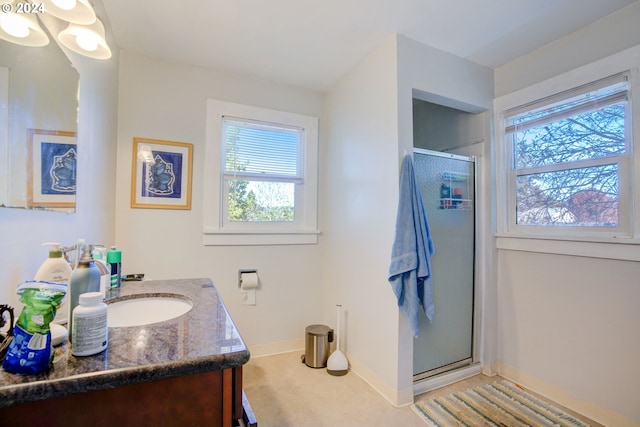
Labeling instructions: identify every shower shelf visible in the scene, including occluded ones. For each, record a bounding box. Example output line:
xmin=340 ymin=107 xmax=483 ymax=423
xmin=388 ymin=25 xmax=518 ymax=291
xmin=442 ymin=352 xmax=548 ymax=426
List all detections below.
xmin=439 ymin=198 xmax=472 ymax=210
xmin=441 ymin=171 xmax=469 ymax=182
xmin=439 ymin=171 xmax=472 ymax=210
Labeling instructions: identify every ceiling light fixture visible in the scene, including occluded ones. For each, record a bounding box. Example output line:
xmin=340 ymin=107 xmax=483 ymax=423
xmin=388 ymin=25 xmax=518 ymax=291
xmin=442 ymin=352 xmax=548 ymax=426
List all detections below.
xmin=58 ymin=18 xmax=111 ymax=59
xmin=0 ymin=4 xmax=49 ymax=47
xmin=0 ymin=0 xmax=111 ymax=59
xmin=41 ymin=0 xmax=97 ymax=25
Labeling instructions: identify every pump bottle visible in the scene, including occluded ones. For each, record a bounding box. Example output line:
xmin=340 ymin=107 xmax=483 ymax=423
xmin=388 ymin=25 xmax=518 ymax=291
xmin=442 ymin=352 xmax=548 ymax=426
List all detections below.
xmin=91 ymin=245 xmax=111 ymax=297
xmin=68 ymin=244 xmax=101 ymax=340
xmin=34 ymin=242 xmax=73 ymax=324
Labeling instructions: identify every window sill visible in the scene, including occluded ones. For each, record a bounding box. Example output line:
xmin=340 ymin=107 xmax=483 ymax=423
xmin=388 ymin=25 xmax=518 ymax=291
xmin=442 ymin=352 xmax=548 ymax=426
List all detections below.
xmin=203 ymin=229 xmax=320 ymax=246
xmin=496 ymin=233 xmax=640 ymax=261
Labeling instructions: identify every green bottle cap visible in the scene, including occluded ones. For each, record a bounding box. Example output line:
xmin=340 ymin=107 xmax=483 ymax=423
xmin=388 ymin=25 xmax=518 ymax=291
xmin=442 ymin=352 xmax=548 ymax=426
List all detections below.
xmin=43 ymin=242 xmax=62 ymax=258
xmin=107 ymin=247 xmax=122 ymax=263
xmin=49 ymin=248 xmax=63 ymax=258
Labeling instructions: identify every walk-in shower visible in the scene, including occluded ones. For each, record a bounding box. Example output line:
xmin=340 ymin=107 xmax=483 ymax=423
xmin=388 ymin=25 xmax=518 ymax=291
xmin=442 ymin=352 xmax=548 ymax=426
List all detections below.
xmin=412 ymin=148 xmax=478 ymax=383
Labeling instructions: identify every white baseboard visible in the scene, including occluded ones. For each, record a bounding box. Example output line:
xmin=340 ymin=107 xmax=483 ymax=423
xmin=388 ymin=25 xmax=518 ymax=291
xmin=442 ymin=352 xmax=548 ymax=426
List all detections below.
xmin=346 ymin=353 xmax=415 ymax=408
xmin=481 ymin=361 xmax=499 ymax=377
xmin=413 ymin=363 xmax=482 ymax=397
xmin=248 ymin=339 xmax=304 ymax=358
xmin=497 ymin=362 xmax=638 ymax=427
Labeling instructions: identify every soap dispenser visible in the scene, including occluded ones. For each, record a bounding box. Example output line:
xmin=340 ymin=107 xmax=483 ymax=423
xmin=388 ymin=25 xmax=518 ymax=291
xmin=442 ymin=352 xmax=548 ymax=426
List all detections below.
xmin=67 ymin=243 xmax=101 ymax=341
xmin=91 ymin=245 xmax=111 ymax=297
xmin=35 ymin=243 xmax=73 ymax=324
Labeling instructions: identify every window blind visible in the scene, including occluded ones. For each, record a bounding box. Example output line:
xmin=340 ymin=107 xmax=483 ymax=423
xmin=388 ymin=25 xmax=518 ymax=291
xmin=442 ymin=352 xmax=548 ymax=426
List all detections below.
xmin=504 ymin=72 xmax=629 ymax=135
xmin=223 ymin=116 xmax=303 ymax=182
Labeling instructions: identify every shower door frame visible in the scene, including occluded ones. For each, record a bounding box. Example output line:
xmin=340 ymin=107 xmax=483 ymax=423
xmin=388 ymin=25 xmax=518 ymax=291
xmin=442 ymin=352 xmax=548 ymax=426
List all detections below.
xmin=412 ymin=147 xmax=481 ymax=386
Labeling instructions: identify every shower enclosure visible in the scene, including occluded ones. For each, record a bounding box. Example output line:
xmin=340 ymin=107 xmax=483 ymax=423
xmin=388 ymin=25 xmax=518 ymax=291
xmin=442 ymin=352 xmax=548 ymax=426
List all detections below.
xmin=412 ymin=148 xmax=476 ymax=381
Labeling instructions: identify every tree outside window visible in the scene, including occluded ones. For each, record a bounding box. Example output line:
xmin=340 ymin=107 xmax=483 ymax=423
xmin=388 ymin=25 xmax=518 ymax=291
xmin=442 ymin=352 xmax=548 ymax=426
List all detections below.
xmin=507 ymin=76 xmax=628 ymax=229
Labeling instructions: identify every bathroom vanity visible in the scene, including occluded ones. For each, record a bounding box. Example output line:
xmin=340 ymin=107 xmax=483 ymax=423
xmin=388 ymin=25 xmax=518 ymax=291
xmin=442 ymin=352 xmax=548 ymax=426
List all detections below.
xmin=0 ymin=278 xmax=255 ymax=426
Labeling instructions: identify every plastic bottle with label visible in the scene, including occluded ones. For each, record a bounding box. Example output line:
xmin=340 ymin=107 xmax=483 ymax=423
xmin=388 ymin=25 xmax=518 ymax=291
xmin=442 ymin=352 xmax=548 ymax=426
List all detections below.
xmin=91 ymin=245 xmax=111 ymax=297
xmin=68 ymin=244 xmax=101 ymax=340
xmin=34 ymin=242 xmax=73 ymax=324
xmin=107 ymin=246 xmax=122 ymax=289
xmin=71 ymin=292 xmax=108 ymax=356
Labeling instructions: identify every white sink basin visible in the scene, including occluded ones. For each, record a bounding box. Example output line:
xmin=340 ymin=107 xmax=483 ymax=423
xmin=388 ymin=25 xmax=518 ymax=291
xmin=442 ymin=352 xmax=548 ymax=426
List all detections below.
xmin=107 ymin=295 xmax=193 ymax=327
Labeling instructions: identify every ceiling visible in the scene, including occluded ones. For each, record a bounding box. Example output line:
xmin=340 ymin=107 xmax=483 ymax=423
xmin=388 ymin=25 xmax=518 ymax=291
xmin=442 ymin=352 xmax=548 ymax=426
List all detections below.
xmin=103 ymin=0 xmax=637 ymax=92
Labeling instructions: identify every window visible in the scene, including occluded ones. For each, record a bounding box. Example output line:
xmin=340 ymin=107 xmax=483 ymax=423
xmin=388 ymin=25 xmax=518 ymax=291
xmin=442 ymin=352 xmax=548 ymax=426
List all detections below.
xmin=500 ymin=72 xmax=632 ymax=238
xmin=204 ymin=99 xmax=319 ymax=245
xmin=223 ymin=117 xmax=302 ymax=224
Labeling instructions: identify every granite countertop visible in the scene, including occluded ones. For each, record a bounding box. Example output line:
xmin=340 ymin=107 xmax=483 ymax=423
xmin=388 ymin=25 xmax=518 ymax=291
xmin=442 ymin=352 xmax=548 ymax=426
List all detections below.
xmin=0 ymin=277 xmax=250 ymax=408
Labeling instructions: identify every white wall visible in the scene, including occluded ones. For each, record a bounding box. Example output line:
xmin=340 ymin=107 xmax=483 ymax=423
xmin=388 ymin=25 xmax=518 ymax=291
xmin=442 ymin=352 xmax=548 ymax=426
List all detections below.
xmin=0 ymin=13 xmax=119 ymax=311
xmin=115 ymin=52 xmax=325 ymax=353
xmin=497 ymin=251 xmax=640 ymax=426
xmin=494 ymin=4 xmax=640 ymax=426
xmin=495 ymin=1 xmax=640 ymax=97
xmin=323 ymin=35 xmax=404 ymax=405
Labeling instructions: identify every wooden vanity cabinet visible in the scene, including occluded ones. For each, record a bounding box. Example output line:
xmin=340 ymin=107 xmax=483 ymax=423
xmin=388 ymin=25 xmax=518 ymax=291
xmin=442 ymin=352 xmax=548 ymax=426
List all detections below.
xmin=1 ymin=366 xmax=254 ymax=427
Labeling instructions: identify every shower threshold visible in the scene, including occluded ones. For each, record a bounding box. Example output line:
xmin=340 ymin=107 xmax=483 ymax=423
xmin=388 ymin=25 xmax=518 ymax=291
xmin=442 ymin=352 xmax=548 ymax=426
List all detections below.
xmin=413 ymin=359 xmax=481 ymax=396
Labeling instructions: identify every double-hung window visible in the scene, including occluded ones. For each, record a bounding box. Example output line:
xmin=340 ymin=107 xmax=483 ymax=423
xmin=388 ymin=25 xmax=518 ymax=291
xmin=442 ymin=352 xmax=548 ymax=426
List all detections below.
xmin=223 ymin=117 xmax=302 ymax=224
xmin=203 ymin=99 xmax=319 ymax=245
xmin=498 ymin=72 xmax=633 ymax=239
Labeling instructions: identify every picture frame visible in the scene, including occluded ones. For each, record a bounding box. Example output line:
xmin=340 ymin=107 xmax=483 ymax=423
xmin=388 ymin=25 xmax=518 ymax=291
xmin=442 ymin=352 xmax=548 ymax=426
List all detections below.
xmin=27 ymin=129 xmax=77 ymax=209
xmin=131 ymin=137 xmax=193 ymax=210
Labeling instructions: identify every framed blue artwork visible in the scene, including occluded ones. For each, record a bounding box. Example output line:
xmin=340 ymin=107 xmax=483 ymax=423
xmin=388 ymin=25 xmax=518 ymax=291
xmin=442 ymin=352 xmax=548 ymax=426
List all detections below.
xmin=27 ymin=129 xmax=77 ymax=209
xmin=131 ymin=137 xmax=193 ymax=209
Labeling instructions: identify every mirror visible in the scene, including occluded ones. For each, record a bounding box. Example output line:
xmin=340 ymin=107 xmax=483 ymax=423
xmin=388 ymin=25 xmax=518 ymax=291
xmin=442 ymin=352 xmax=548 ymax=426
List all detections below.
xmin=0 ymin=25 xmax=79 ymax=213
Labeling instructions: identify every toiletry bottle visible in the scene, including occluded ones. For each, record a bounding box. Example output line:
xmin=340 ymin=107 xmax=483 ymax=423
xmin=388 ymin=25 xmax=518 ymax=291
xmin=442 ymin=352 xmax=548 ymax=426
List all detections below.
xmin=71 ymin=292 xmax=108 ymax=356
xmin=68 ymin=244 xmax=101 ymax=341
xmin=452 ymin=187 xmax=463 ymax=208
xmin=34 ymin=242 xmax=73 ymax=324
xmin=91 ymin=245 xmax=111 ymax=297
xmin=440 ymin=183 xmax=451 ymax=209
xmin=107 ymin=246 xmax=122 ymax=289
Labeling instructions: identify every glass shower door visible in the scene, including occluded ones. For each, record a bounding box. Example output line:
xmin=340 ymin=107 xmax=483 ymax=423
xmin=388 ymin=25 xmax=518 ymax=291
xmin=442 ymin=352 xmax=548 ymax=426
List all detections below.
xmin=412 ymin=149 xmax=475 ymax=379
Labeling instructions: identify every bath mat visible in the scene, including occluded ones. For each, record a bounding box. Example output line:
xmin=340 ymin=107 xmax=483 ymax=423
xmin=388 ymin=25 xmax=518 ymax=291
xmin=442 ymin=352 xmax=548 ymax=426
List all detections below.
xmin=412 ymin=380 xmax=590 ymax=427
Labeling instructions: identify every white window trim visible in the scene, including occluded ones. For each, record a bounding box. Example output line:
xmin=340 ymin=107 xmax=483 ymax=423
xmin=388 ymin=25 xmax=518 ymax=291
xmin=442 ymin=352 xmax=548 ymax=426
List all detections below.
xmin=203 ymin=99 xmax=319 ymax=245
xmin=493 ymin=46 xmax=640 ymax=260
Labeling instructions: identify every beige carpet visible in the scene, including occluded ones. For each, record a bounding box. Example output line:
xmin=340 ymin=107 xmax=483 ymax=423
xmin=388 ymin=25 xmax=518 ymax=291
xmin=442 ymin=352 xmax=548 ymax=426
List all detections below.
xmin=243 ymin=351 xmax=425 ymax=427
xmin=242 ymin=351 xmax=600 ymax=427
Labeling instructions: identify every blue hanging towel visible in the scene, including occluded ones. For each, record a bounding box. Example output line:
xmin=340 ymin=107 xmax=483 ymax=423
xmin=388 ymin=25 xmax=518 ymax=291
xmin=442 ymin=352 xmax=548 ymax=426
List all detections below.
xmin=388 ymin=154 xmax=434 ymax=337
